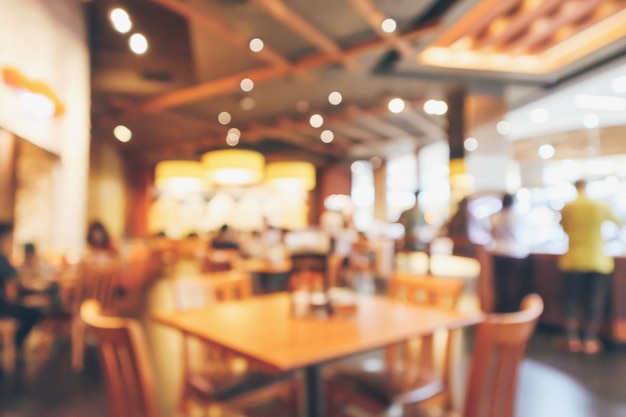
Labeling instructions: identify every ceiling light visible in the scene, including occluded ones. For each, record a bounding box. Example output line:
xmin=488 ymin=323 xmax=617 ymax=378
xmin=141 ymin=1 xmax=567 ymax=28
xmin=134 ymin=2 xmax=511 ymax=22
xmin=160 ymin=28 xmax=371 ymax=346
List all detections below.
xmin=226 ymin=134 xmax=239 ymax=146
xmin=109 ymin=8 xmax=132 ymax=34
xmin=496 ymin=120 xmax=511 ymax=135
xmin=202 ymin=149 xmax=265 ymax=186
xmin=328 ymin=91 xmax=342 ymax=105
xmin=611 ymin=75 xmax=626 ymax=93
xmin=155 ymin=160 xmax=205 ymax=193
xmin=538 ymin=144 xmax=555 ymax=159
xmin=218 ymin=111 xmax=231 ymax=125
xmin=351 ymin=161 xmax=364 ymax=173
xmin=464 ymin=137 xmax=478 ymax=152
xmin=369 ymin=156 xmax=382 ymax=169
xmin=240 ymin=78 xmax=254 ymax=92
xmin=113 ymin=125 xmax=132 ymax=142
xmin=309 ymin=114 xmax=323 ymax=128
xmin=573 ymin=94 xmax=626 ymax=111
xmin=129 ymin=33 xmax=148 ymax=55
xmin=423 ymin=99 xmax=448 ymax=115
xmin=583 ymin=113 xmax=599 ymax=129
xmin=249 ymin=38 xmax=264 ymax=53
xmin=388 ymin=98 xmax=405 ymax=113
xmin=381 ymin=18 xmax=397 ymax=33
xmin=266 ymin=161 xmax=316 ymax=191
xmin=227 ymin=127 xmax=241 ymax=138
xmin=529 ymin=108 xmax=549 ymax=123
xmin=320 ymin=130 xmax=334 ymax=143
xmin=240 ymin=96 xmax=255 ymax=111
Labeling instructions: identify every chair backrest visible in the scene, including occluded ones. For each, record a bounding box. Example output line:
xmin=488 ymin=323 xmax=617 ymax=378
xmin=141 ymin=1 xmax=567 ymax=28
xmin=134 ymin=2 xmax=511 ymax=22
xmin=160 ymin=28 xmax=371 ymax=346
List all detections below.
xmin=386 ymin=272 xmax=465 ymax=377
xmin=79 ymin=260 xmax=122 ymax=314
xmin=463 ymin=294 xmax=543 ymax=417
xmin=80 ymin=300 xmax=158 ymax=417
xmin=389 ymin=272 xmax=465 ymax=310
xmin=173 ymin=270 xmax=253 ymax=311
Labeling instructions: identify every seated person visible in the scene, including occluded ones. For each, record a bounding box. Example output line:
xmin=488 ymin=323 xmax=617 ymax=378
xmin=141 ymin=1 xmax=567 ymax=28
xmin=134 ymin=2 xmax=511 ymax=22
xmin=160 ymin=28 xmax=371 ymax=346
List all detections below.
xmin=85 ymin=220 xmax=119 ymax=263
xmin=18 ymin=243 xmax=63 ymax=311
xmin=0 ymin=223 xmax=41 ymax=362
xmin=211 ymin=225 xmax=240 ymax=250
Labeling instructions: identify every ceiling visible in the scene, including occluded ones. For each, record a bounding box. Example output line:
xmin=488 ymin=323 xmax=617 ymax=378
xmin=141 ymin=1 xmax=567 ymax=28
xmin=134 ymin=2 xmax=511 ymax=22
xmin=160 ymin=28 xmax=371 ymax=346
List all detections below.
xmin=87 ymin=0 xmax=626 ymax=167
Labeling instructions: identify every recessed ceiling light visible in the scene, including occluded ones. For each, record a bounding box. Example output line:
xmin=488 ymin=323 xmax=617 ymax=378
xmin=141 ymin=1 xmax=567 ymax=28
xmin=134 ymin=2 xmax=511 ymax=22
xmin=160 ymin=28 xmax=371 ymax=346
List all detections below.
xmin=309 ymin=114 xmax=323 ymax=128
xmin=496 ymin=120 xmax=511 ymax=135
xmin=538 ymin=144 xmax=554 ymax=159
xmin=328 ymin=91 xmax=342 ymax=105
xmin=369 ymin=156 xmax=382 ymax=169
xmin=240 ymin=78 xmax=254 ymax=92
xmin=129 ymin=33 xmax=148 ymax=55
xmin=381 ymin=18 xmax=397 ymax=33
xmin=113 ymin=125 xmax=132 ymax=142
xmin=529 ymin=108 xmax=549 ymax=124
xmin=611 ymin=75 xmax=626 ymax=93
xmin=249 ymin=38 xmax=264 ymax=53
xmin=583 ymin=113 xmax=599 ymax=129
xmin=228 ymin=127 xmax=241 ymax=138
xmin=226 ymin=133 xmax=239 ymax=146
xmin=351 ymin=161 xmax=364 ymax=173
xmin=464 ymin=137 xmax=478 ymax=152
xmin=388 ymin=98 xmax=405 ymax=113
xmin=321 ymin=130 xmax=334 ymax=143
xmin=423 ymin=99 xmax=447 ymax=115
xmin=218 ymin=111 xmax=231 ymax=125
xmin=110 ymin=8 xmax=132 ymax=34
xmin=574 ymin=94 xmax=626 ymax=111
xmin=240 ymin=97 xmax=255 ymax=111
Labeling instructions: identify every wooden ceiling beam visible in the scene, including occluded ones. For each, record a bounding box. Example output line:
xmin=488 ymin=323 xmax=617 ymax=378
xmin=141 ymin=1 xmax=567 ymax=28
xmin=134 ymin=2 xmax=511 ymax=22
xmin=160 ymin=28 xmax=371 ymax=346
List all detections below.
xmin=251 ymin=0 xmax=358 ymax=70
xmin=132 ymin=22 xmax=440 ymax=114
xmin=150 ymin=0 xmax=290 ymax=68
xmin=344 ymin=0 xmax=414 ymax=57
xmin=346 ymin=105 xmax=415 ymax=138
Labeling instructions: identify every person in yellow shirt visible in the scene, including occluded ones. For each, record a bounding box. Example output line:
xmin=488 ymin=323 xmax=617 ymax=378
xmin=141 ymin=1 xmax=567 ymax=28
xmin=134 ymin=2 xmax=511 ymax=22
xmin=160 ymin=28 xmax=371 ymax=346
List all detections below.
xmin=559 ymin=180 xmax=621 ymax=354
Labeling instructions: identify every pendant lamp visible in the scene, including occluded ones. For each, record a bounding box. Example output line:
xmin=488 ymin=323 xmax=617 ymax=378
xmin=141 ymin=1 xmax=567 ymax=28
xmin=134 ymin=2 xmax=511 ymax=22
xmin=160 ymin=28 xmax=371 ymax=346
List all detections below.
xmin=202 ymin=149 xmax=265 ymax=186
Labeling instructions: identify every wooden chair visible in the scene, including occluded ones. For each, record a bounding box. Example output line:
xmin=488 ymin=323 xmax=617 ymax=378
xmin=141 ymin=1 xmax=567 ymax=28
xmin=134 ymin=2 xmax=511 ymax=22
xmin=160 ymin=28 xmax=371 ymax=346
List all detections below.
xmin=462 ymin=293 xmax=543 ymax=417
xmin=72 ymin=260 xmax=123 ymax=372
xmin=326 ymin=273 xmax=465 ymax=416
xmin=80 ymin=300 xmax=245 ymax=417
xmin=172 ymin=271 xmax=295 ymax=416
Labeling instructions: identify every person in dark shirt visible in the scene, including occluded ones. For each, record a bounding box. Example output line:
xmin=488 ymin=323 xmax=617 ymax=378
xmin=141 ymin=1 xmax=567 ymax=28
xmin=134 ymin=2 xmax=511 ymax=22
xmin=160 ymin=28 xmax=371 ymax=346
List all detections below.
xmin=0 ymin=223 xmax=41 ymax=358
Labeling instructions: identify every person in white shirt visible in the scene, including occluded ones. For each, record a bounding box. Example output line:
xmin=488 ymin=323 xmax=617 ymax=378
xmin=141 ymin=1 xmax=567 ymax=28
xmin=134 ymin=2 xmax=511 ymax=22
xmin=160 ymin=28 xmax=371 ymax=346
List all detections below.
xmin=489 ymin=193 xmax=530 ymax=313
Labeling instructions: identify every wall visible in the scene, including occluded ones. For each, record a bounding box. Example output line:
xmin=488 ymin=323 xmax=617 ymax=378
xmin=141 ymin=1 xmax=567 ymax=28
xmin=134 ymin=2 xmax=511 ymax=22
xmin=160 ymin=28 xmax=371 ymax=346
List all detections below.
xmin=0 ymin=130 xmax=16 ymax=222
xmin=0 ymin=0 xmax=90 ymax=253
xmin=88 ymin=140 xmax=127 ymax=241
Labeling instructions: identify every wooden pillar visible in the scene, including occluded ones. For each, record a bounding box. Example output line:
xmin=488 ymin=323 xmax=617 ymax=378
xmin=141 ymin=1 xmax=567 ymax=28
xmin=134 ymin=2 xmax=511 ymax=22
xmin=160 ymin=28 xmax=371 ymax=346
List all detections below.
xmin=446 ymin=88 xmax=469 ymax=201
xmin=124 ymin=155 xmax=153 ymax=238
xmin=373 ymin=162 xmax=387 ymax=222
xmin=0 ymin=130 xmax=16 ymax=222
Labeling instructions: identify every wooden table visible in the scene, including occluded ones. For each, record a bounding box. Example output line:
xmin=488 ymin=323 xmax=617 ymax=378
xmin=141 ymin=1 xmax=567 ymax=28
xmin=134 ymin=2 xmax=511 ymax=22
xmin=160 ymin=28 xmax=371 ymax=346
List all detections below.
xmin=152 ymin=293 xmax=483 ymax=417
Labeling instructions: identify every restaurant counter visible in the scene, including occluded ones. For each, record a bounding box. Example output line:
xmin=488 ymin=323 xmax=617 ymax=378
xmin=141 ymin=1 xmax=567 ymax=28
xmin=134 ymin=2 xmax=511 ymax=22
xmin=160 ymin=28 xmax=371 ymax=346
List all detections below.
xmin=527 ymin=252 xmax=626 ymax=343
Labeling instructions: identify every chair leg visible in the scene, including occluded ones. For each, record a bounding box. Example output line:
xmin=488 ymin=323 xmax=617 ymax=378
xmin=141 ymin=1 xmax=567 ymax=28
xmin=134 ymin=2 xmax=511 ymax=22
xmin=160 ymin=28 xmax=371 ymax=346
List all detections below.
xmin=2 ymin=328 xmax=15 ymax=376
xmin=71 ymin=319 xmax=85 ymax=372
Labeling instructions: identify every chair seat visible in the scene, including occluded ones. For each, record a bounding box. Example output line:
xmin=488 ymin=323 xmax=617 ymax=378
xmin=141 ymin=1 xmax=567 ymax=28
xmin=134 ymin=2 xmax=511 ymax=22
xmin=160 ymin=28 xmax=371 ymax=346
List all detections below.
xmin=328 ymin=367 xmax=445 ymax=408
xmin=187 ymin=368 xmax=292 ymax=402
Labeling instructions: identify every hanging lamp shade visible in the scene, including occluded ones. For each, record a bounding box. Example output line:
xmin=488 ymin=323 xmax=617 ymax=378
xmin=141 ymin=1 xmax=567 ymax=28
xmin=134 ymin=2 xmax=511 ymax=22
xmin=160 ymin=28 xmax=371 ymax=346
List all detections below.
xmin=202 ymin=149 xmax=265 ymax=186
xmin=266 ymin=161 xmax=316 ymax=191
xmin=154 ymin=160 xmax=206 ymax=192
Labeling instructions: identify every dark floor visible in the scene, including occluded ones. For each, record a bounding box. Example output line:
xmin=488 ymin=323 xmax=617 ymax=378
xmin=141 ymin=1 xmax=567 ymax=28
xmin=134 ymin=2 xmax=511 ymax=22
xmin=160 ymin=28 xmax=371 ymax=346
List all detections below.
xmin=2 ymin=274 xmax=626 ymax=417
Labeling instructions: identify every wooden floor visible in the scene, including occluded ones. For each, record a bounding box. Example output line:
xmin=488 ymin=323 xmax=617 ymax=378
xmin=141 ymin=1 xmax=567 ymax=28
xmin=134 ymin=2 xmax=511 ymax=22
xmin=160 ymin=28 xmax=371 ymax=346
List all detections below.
xmin=2 ymin=267 xmax=626 ymax=417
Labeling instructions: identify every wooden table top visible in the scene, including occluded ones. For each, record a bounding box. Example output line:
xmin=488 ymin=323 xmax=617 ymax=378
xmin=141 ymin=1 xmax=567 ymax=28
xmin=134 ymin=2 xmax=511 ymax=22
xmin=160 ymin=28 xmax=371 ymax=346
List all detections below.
xmin=152 ymin=293 xmax=483 ymax=371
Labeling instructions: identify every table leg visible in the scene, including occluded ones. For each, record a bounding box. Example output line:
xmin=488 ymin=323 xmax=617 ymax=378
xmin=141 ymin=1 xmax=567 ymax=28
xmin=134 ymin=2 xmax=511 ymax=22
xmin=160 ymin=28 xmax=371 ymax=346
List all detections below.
xmin=304 ymin=364 xmax=324 ymax=417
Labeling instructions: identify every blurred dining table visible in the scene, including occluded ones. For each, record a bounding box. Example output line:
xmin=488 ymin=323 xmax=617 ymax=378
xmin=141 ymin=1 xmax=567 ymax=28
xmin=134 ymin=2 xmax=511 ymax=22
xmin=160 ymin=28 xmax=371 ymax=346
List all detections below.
xmin=152 ymin=292 xmax=483 ymax=417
